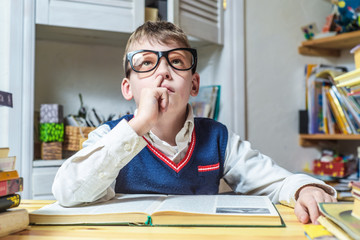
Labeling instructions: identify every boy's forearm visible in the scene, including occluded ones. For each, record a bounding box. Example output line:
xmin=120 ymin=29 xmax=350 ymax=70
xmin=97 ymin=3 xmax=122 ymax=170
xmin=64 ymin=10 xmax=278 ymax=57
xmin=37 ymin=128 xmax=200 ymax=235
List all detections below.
xmin=52 ymin=120 xmax=147 ymax=206
xmin=128 ymin=117 xmax=152 ymax=136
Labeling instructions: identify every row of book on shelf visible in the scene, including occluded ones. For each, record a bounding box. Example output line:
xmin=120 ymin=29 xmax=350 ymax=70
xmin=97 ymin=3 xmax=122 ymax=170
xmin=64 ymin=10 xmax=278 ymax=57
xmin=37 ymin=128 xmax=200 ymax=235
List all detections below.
xmin=305 ymin=64 xmax=360 ymax=135
xmin=305 ymin=44 xmax=360 ymax=135
xmin=303 ymin=181 xmax=360 ymax=240
xmin=0 ymin=147 xmax=29 ymax=237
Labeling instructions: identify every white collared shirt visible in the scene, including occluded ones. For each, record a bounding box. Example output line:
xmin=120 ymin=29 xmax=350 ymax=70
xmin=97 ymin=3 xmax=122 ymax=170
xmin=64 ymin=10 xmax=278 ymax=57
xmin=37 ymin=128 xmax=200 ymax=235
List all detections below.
xmin=143 ymin=107 xmax=194 ymax=164
xmin=52 ymin=105 xmax=335 ymax=207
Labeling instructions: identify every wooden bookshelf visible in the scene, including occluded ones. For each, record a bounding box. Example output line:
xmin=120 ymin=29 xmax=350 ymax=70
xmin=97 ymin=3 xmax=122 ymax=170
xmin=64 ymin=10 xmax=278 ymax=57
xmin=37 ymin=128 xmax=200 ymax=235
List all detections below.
xmin=298 ymin=30 xmax=360 ymax=57
xmin=299 ymin=134 xmax=360 ymax=147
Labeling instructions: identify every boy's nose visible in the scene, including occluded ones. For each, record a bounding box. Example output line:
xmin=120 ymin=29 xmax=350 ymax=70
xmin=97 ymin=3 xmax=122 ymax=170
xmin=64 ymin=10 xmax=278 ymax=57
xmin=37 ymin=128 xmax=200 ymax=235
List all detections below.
xmin=156 ymin=58 xmax=171 ymax=80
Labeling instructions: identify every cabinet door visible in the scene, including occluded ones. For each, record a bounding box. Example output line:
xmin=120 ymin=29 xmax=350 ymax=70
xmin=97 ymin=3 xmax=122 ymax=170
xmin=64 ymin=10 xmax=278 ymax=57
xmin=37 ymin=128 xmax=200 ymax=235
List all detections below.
xmin=32 ymin=166 xmax=59 ymax=200
xmin=169 ymin=0 xmax=224 ymax=45
xmin=36 ymin=0 xmax=144 ymax=33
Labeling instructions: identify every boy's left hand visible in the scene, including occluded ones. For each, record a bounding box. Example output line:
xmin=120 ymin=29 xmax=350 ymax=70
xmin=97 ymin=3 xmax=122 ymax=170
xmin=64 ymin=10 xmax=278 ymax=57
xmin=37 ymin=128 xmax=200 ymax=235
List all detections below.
xmin=294 ymin=186 xmax=337 ymax=224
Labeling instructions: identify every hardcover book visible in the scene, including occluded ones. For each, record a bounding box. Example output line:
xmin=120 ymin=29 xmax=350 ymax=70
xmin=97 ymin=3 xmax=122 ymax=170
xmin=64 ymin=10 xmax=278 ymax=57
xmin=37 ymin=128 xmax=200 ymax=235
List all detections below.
xmin=0 ymin=209 xmax=29 ymax=237
xmin=29 ymin=194 xmax=285 ymax=227
xmin=0 ymin=194 xmax=21 ymax=212
xmin=0 ymin=178 xmax=23 ymax=197
xmin=0 ymin=170 xmax=19 ymax=181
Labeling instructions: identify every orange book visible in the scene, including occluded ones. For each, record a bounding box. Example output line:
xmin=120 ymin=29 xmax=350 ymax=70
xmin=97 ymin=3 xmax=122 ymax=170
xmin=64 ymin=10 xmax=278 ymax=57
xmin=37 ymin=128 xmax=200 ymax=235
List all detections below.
xmin=0 ymin=171 xmax=19 ymax=181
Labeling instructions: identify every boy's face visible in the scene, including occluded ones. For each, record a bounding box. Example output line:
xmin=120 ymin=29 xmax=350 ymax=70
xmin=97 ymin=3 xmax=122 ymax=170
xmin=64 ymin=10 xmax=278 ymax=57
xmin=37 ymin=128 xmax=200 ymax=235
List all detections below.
xmin=121 ymin=39 xmax=200 ymax=114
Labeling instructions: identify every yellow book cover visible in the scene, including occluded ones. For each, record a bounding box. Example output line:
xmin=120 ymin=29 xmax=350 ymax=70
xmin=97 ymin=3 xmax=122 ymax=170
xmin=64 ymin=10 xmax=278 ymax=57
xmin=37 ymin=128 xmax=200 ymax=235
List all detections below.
xmin=303 ymin=223 xmax=337 ymax=239
xmin=317 ymin=216 xmax=352 ymax=240
xmin=326 ymin=90 xmax=349 ymax=134
xmin=334 ymin=68 xmax=360 ymax=88
xmin=318 ymin=202 xmax=360 ymax=240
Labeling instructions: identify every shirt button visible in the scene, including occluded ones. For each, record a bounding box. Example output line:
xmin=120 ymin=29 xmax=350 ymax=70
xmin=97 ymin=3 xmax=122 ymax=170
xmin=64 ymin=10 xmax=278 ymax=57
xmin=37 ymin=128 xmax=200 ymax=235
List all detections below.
xmin=124 ymin=143 xmax=131 ymax=152
xmin=99 ymin=172 xmax=105 ymax=179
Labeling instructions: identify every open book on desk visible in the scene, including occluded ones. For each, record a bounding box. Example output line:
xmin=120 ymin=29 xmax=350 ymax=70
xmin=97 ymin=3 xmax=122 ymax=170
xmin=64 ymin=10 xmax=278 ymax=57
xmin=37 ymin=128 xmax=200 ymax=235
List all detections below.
xmin=29 ymin=194 xmax=285 ymax=227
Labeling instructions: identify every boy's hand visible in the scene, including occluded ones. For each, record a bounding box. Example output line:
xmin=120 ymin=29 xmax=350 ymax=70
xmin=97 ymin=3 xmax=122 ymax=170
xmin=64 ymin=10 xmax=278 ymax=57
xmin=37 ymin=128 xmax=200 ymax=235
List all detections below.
xmin=129 ymin=87 xmax=169 ymax=136
xmin=294 ymin=186 xmax=336 ymax=224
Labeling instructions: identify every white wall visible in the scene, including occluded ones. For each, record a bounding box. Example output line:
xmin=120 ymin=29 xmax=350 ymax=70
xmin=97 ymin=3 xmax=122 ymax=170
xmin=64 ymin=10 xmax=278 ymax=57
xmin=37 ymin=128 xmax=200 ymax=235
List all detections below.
xmin=245 ymin=0 xmax=355 ymax=172
xmin=0 ymin=0 xmax=10 ymax=148
xmin=35 ymin=40 xmax=135 ymax=120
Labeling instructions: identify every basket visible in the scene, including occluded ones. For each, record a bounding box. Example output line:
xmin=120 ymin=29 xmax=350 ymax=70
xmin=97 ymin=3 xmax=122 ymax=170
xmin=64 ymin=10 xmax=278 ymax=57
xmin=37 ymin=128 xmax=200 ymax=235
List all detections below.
xmin=63 ymin=126 xmax=96 ymax=151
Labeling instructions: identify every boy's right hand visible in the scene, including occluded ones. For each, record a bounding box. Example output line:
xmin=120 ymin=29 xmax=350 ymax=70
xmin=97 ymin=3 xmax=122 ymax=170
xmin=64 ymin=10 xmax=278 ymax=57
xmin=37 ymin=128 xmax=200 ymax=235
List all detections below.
xmin=129 ymin=87 xmax=169 ymax=136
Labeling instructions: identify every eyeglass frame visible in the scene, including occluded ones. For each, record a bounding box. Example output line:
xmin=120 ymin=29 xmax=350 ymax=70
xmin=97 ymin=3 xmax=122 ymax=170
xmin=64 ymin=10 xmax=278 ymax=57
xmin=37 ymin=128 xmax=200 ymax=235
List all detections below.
xmin=125 ymin=48 xmax=197 ymax=77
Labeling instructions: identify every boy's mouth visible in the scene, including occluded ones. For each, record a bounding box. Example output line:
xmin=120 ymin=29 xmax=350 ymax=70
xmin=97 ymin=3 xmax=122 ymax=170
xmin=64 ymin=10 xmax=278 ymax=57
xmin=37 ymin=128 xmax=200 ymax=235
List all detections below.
xmin=161 ymin=85 xmax=175 ymax=93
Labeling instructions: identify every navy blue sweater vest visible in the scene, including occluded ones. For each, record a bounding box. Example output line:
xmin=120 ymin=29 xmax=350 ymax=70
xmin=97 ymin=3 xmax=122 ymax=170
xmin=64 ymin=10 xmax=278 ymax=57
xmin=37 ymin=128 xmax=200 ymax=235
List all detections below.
xmin=104 ymin=115 xmax=228 ymax=195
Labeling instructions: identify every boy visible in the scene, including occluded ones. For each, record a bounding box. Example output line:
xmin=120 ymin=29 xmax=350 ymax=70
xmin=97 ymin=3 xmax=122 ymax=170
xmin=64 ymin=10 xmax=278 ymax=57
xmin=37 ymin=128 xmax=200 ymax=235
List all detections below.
xmin=53 ymin=21 xmax=336 ymax=224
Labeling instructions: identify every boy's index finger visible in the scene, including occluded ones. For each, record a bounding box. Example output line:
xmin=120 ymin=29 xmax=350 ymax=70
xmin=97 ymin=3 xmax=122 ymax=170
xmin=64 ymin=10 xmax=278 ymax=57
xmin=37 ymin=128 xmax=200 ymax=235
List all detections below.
xmin=155 ymin=75 xmax=164 ymax=87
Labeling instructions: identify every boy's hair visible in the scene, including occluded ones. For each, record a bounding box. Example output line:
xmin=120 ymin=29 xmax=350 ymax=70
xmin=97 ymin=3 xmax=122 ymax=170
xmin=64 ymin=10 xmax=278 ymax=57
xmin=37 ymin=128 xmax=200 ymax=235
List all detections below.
xmin=123 ymin=21 xmax=191 ymax=74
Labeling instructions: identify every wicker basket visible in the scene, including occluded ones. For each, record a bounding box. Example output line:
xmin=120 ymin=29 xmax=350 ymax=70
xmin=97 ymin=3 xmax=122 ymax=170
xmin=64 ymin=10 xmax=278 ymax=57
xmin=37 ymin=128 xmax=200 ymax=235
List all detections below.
xmin=63 ymin=126 xmax=96 ymax=151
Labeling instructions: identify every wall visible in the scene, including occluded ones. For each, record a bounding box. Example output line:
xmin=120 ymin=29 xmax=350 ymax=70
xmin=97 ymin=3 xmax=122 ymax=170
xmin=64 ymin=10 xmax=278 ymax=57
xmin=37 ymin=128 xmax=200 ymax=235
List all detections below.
xmin=35 ymin=40 xmax=135 ymax=120
xmin=245 ymin=0 xmax=355 ymax=172
xmin=0 ymin=1 xmax=10 ymax=148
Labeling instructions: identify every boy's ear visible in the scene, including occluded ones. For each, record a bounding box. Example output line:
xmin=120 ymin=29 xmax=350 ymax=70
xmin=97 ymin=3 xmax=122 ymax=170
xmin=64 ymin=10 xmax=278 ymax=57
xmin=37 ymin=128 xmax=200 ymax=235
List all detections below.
xmin=190 ymin=73 xmax=200 ymax=97
xmin=121 ymin=78 xmax=133 ymax=101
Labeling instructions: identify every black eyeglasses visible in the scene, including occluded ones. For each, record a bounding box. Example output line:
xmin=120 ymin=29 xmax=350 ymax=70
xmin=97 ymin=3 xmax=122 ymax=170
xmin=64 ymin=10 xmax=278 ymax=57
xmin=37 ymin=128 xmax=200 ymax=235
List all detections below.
xmin=125 ymin=48 xmax=197 ymax=77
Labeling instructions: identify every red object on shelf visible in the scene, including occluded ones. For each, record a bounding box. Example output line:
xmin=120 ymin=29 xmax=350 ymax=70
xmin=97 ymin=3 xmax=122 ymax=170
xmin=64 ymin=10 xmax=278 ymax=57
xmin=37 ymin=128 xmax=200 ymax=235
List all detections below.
xmin=313 ymin=159 xmax=357 ymax=178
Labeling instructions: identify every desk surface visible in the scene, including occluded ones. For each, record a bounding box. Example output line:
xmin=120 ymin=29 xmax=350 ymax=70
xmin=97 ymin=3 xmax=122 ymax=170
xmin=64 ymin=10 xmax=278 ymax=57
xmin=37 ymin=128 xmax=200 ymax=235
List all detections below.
xmin=1 ymin=200 xmax=308 ymax=240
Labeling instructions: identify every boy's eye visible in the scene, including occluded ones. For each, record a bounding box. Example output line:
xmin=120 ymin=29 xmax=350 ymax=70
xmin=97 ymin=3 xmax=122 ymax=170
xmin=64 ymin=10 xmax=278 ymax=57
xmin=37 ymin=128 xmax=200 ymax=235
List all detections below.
xmin=142 ymin=61 xmax=153 ymax=67
xmin=132 ymin=52 xmax=157 ymax=71
xmin=171 ymin=58 xmax=184 ymax=66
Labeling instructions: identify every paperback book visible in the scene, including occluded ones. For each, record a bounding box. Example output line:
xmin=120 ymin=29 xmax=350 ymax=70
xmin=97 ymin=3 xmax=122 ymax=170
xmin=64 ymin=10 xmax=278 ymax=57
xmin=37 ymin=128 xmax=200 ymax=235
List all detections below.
xmin=318 ymin=202 xmax=360 ymax=240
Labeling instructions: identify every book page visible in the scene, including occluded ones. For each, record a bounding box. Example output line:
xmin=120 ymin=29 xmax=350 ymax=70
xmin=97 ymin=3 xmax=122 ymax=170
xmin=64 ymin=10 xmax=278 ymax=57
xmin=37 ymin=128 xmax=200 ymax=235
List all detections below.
xmin=32 ymin=194 xmax=166 ymax=216
xmin=153 ymin=195 xmax=278 ymax=216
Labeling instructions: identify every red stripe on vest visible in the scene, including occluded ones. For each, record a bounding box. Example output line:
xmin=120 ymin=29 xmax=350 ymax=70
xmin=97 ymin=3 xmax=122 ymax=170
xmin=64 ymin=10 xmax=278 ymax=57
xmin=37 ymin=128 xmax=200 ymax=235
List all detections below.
xmin=198 ymin=163 xmax=220 ymax=172
xmin=143 ymin=130 xmax=196 ymax=173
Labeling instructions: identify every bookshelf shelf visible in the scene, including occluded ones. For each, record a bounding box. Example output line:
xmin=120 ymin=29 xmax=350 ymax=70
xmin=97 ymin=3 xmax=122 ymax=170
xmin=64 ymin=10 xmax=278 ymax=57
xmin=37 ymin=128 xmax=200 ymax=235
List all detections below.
xmin=299 ymin=134 xmax=360 ymax=147
xmin=298 ymin=30 xmax=360 ymax=57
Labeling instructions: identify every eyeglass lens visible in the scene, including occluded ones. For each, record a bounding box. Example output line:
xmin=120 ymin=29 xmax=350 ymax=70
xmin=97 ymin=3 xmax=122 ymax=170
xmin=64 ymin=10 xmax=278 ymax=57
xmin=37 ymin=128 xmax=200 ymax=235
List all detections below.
xmin=131 ymin=50 xmax=194 ymax=73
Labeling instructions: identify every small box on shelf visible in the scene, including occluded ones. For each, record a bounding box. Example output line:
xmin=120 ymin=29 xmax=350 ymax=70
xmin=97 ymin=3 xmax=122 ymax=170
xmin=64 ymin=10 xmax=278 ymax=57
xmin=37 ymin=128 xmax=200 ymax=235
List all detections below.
xmin=40 ymin=104 xmax=63 ymax=123
xmin=41 ymin=142 xmax=62 ymax=160
xmin=39 ymin=123 xmax=64 ymax=142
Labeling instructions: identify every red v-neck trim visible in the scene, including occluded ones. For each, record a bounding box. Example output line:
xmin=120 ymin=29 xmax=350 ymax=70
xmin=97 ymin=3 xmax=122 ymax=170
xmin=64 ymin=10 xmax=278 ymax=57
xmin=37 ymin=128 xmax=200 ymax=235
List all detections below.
xmin=143 ymin=130 xmax=196 ymax=173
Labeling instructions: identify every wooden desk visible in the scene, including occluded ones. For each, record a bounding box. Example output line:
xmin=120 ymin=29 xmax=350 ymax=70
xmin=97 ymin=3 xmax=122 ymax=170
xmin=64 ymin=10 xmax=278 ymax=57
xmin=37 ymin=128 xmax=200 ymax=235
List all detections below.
xmin=1 ymin=200 xmax=308 ymax=240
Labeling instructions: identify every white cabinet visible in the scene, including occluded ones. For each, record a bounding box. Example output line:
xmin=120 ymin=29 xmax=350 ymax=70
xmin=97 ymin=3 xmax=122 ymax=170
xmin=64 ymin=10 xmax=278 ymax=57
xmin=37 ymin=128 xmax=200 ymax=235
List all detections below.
xmin=35 ymin=0 xmax=224 ymax=44
xmin=32 ymin=160 xmax=65 ymax=200
xmin=36 ymin=0 xmax=144 ymax=33
xmin=170 ymin=0 xmax=224 ymax=44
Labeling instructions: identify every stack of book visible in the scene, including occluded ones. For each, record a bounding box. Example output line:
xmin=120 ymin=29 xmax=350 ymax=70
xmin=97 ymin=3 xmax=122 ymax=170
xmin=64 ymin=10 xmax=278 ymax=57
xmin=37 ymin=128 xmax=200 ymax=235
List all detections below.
xmin=316 ymin=181 xmax=360 ymax=240
xmin=0 ymin=147 xmax=29 ymax=237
